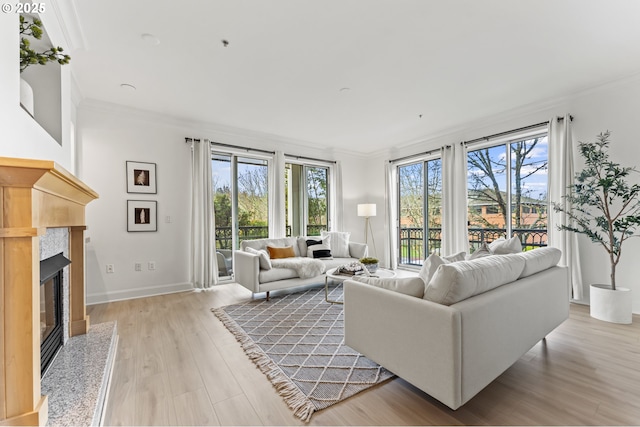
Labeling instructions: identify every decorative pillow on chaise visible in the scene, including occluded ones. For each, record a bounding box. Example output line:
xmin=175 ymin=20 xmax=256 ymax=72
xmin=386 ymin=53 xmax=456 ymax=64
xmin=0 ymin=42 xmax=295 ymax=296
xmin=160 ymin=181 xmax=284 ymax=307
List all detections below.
xmin=467 ymin=242 xmax=492 ymax=260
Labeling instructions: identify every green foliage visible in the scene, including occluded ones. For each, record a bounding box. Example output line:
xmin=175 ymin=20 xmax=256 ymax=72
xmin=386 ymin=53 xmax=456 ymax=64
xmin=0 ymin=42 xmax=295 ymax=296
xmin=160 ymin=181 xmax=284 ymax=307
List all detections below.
xmin=20 ymin=15 xmax=70 ymax=72
xmin=359 ymin=257 xmax=379 ymax=264
xmin=553 ymin=131 xmax=640 ymax=289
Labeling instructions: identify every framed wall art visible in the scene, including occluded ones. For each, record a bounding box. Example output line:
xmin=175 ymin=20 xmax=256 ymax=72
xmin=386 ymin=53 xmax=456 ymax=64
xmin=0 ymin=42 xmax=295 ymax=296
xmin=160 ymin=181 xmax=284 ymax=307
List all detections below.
xmin=126 ymin=161 xmax=157 ymax=194
xmin=127 ymin=200 xmax=157 ymax=232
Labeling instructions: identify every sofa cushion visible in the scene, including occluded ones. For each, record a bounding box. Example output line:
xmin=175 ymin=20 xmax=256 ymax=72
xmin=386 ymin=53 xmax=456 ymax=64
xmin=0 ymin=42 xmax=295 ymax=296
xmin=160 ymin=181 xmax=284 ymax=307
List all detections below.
xmin=267 ymin=245 xmax=296 ymax=259
xmin=259 ymin=267 xmax=299 ymax=283
xmin=352 ymin=275 xmax=425 ymax=298
xmin=418 ymin=251 xmax=466 ymax=284
xmin=489 ymin=236 xmax=522 ymax=254
xmin=424 ymin=254 xmax=526 ymax=305
xmin=321 ymin=231 xmax=351 ymax=258
xmin=516 ymin=247 xmax=562 ymax=278
xmin=245 ymin=246 xmax=272 ymax=270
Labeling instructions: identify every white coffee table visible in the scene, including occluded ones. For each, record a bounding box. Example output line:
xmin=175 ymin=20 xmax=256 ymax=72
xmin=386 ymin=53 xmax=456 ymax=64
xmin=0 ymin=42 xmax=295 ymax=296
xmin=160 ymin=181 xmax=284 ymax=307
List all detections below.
xmin=324 ymin=267 xmax=396 ymax=304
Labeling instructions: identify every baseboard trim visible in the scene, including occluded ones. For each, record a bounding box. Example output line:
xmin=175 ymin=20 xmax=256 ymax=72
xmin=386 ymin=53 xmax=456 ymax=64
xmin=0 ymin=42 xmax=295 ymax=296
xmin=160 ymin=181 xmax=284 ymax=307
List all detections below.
xmin=87 ymin=282 xmax=193 ymax=305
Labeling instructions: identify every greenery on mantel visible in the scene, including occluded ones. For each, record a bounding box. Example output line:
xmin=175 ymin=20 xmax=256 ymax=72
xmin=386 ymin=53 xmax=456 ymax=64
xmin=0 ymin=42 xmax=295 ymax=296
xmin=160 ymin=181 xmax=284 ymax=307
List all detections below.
xmin=553 ymin=131 xmax=640 ymax=290
xmin=20 ymin=15 xmax=70 ymax=72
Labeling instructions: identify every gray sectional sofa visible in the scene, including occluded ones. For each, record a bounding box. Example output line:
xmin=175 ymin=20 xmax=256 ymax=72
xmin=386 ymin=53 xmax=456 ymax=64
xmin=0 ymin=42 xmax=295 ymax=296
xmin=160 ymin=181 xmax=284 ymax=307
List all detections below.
xmin=343 ymin=247 xmax=570 ymax=410
xmin=234 ymin=235 xmax=367 ymax=299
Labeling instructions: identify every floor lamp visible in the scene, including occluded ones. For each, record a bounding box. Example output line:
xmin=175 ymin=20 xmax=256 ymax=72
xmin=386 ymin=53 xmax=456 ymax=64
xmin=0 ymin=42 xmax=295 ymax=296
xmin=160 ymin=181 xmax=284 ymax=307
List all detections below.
xmin=357 ymin=203 xmax=377 ymax=257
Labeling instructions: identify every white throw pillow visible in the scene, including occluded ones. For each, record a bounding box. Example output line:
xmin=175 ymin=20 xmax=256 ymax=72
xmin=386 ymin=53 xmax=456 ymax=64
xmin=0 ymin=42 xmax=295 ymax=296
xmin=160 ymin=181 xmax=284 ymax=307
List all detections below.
xmin=418 ymin=251 xmax=466 ymax=285
xmin=321 ymin=231 xmax=351 ymax=258
xmin=516 ymin=247 xmax=562 ymax=278
xmin=424 ymin=254 xmax=525 ymax=305
xmin=352 ymin=275 xmax=425 ymax=298
xmin=489 ymin=236 xmax=522 ymax=254
xmin=307 ymin=244 xmax=333 ymax=260
xmin=467 ymin=242 xmax=492 ymax=260
xmin=245 ymin=246 xmax=272 ymax=270
xmin=298 ymin=235 xmax=330 ymax=256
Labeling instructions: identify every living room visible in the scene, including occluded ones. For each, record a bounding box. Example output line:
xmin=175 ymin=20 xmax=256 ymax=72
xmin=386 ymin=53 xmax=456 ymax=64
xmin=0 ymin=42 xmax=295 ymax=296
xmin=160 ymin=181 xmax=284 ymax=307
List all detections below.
xmin=1 ymin=1 xmax=640 ymax=425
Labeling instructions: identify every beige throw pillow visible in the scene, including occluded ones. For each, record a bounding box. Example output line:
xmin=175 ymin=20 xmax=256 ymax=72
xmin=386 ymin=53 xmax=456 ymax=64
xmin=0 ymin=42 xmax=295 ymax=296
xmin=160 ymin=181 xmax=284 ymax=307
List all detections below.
xmin=418 ymin=251 xmax=466 ymax=285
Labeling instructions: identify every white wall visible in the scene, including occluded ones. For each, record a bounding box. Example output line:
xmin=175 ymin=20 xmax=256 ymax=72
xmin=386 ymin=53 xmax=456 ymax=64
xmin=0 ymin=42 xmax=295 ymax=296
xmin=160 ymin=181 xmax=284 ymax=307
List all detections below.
xmin=78 ymin=101 xmax=371 ymax=303
xmin=370 ymin=74 xmax=640 ymax=314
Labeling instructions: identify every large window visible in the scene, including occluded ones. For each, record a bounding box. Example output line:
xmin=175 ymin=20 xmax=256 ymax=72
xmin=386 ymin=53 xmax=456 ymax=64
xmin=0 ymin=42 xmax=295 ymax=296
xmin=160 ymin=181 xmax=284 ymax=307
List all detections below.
xmin=285 ymin=163 xmax=329 ymax=236
xmin=397 ymin=158 xmax=442 ymax=266
xmin=212 ymin=153 xmax=269 ymax=278
xmin=467 ymin=134 xmax=548 ymax=252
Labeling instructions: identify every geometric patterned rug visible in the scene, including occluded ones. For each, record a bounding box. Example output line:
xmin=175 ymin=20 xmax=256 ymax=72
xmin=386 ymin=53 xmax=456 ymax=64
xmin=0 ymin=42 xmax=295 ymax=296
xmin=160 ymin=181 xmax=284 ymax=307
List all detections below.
xmin=211 ymin=283 xmax=394 ymax=422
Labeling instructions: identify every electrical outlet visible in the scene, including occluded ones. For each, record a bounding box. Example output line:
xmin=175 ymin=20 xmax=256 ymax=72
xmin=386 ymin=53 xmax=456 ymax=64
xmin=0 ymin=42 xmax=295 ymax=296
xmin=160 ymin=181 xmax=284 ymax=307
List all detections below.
xmin=148 ymin=261 xmax=156 ymax=271
xmin=106 ymin=264 xmax=114 ymax=274
xmin=135 ymin=262 xmax=142 ymax=271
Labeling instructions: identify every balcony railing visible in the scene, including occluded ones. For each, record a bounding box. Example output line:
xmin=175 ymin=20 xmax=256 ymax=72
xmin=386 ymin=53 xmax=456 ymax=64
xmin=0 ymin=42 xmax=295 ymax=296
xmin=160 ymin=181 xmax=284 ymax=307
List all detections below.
xmin=399 ymin=226 xmax=548 ymax=266
xmin=215 ymin=225 xmax=326 ymax=249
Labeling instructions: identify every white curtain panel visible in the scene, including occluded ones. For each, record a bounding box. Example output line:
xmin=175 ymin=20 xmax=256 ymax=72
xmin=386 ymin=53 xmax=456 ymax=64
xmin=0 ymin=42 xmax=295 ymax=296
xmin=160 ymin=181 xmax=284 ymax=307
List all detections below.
xmin=548 ymin=115 xmax=583 ymax=300
xmin=385 ymin=162 xmax=398 ymax=270
xmin=331 ymin=160 xmax=344 ymax=232
xmin=441 ymin=142 xmax=469 ymax=256
xmin=190 ymin=139 xmax=217 ymax=289
xmin=269 ymin=151 xmax=287 ymax=238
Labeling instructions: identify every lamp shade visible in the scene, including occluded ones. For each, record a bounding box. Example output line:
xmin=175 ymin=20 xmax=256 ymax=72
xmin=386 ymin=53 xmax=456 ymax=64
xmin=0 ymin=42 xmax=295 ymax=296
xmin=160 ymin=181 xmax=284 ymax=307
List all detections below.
xmin=357 ymin=203 xmax=377 ymax=217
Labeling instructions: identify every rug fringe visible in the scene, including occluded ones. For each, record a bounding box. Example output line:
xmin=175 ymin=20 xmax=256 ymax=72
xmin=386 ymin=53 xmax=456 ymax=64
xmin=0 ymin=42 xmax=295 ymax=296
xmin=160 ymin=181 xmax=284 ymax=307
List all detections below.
xmin=212 ymin=307 xmax=316 ymax=422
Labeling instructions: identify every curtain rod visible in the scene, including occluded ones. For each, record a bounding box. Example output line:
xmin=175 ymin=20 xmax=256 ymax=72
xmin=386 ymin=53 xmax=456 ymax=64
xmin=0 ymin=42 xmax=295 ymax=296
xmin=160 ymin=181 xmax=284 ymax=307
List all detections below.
xmin=184 ymin=138 xmax=275 ymax=155
xmin=389 ymin=147 xmax=441 ymax=164
xmin=389 ymin=114 xmax=573 ymax=164
xmin=462 ymin=115 xmax=573 ymax=146
xmin=285 ymin=153 xmax=337 ymax=164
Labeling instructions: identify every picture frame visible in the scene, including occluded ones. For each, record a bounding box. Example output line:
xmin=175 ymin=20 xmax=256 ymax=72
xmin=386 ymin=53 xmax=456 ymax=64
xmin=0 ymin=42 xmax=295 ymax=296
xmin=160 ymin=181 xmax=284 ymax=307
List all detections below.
xmin=126 ymin=161 xmax=157 ymax=194
xmin=127 ymin=200 xmax=157 ymax=232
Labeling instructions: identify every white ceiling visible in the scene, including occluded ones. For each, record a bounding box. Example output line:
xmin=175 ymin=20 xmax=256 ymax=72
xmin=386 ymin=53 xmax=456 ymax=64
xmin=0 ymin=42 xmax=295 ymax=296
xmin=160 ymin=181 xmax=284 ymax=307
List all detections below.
xmin=69 ymin=0 xmax=640 ymax=154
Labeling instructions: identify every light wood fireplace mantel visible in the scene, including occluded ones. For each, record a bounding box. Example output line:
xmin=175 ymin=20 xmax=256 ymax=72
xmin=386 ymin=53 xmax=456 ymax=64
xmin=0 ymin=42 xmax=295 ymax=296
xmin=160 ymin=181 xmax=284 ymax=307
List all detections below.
xmin=0 ymin=157 xmax=98 ymax=426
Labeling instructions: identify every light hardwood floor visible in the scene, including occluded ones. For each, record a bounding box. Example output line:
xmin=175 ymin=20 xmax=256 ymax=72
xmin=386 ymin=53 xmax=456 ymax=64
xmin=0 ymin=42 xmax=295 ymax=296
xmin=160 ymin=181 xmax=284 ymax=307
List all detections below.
xmin=88 ymin=283 xmax=640 ymax=426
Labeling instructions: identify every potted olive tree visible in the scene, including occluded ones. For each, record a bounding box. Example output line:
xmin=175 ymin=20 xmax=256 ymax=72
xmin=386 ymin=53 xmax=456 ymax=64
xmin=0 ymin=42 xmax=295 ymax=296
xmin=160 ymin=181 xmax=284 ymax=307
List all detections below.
xmin=553 ymin=131 xmax=640 ymax=324
xmin=19 ymin=15 xmax=70 ymax=115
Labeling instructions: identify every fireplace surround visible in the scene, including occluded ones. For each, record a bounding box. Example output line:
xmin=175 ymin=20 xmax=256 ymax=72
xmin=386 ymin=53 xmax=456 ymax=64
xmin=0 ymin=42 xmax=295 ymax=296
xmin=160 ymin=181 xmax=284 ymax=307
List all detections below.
xmin=0 ymin=157 xmax=98 ymax=426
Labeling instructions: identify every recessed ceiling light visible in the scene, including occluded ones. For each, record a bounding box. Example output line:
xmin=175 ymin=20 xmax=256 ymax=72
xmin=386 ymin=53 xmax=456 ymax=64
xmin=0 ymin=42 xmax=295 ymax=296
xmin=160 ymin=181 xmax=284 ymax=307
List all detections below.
xmin=120 ymin=83 xmax=136 ymax=91
xmin=141 ymin=33 xmax=160 ymax=45
xmin=339 ymin=87 xmax=351 ymax=93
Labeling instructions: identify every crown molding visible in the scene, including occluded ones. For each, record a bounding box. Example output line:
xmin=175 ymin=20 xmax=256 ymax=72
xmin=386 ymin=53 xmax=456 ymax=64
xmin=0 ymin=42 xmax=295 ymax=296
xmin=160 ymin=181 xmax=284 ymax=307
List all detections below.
xmin=50 ymin=0 xmax=88 ymax=51
xmin=77 ymin=99 xmax=370 ymax=160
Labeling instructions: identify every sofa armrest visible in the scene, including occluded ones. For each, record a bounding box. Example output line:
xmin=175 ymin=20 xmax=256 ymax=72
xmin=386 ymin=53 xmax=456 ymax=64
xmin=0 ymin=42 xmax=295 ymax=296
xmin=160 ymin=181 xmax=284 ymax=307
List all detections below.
xmin=344 ymin=279 xmax=463 ymax=409
xmin=234 ymin=250 xmax=261 ymax=293
xmin=348 ymin=242 xmax=368 ymax=259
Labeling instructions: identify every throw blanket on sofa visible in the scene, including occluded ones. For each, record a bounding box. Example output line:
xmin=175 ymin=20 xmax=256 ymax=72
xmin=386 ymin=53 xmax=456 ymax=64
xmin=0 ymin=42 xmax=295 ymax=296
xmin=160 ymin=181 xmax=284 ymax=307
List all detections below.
xmin=270 ymin=257 xmax=326 ymax=279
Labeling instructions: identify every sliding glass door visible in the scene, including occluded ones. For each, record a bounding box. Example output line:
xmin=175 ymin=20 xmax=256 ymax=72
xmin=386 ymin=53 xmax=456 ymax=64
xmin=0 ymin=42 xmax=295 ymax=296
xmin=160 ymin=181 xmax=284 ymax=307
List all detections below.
xmin=397 ymin=158 xmax=442 ymax=266
xmin=211 ymin=153 xmax=269 ymax=279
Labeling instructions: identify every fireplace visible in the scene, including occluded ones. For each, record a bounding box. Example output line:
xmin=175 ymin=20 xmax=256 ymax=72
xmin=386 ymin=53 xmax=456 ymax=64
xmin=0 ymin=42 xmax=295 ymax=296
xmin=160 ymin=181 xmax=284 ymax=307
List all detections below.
xmin=0 ymin=157 xmax=98 ymax=426
xmin=39 ymin=253 xmax=70 ymax=376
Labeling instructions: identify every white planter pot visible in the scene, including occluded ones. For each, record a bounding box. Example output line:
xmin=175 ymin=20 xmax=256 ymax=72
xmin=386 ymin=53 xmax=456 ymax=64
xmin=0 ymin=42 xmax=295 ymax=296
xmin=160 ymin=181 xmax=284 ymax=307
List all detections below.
xmin=590 ymin=284 xmax=632 ymax=324
xmin=20 ymin=78 xmax=34 ymax=116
